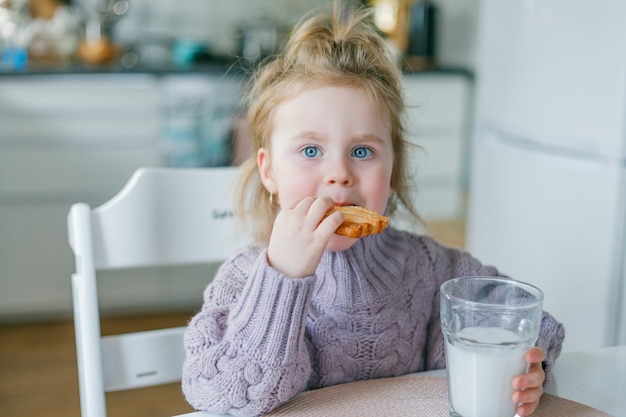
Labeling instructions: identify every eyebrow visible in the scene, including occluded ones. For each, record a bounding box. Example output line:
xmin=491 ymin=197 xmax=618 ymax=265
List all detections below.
xmin=355 ymin=133 xmax=388 ymax=145
xmin=291 ymin=131 xmax=388 ymax=145
xmin=291 ymin=131 xmax=320 ymax=141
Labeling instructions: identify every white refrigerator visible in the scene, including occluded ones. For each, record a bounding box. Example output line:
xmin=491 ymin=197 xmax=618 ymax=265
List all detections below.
xmin=467 ymin=0 xmax=626 ymax=352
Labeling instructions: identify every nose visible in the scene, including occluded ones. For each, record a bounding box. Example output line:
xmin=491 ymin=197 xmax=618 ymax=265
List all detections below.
xmin=324 ymin=158 xmax=353 ymax=187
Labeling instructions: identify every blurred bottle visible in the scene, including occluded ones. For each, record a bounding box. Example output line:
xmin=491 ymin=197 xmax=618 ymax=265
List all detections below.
xmin=369 ymin=0 xmax=410 ymax=56
xmin=74 ymin=0 xmax=128 ymax=64
xmin=25 ymin=0 xmax=81 ymax=64
xmin=0 ymin=0 xmax=29 ymax=71
xmin=161 ymin=76 xmax=242 ymax=168
xmin=406 ymin=0 xmax=437 ymax=70
xmin=162 ymin=79 xmax=203 ymax=168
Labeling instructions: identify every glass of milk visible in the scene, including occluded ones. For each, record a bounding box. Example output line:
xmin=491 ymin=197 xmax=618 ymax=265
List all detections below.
xmin=440 ymin=276 xmax=544 ymax=417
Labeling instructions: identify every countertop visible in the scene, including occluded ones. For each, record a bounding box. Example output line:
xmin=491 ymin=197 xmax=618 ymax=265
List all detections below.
xmin=0 ymin=58 xmax=249 ymax=78
xmin=0 ymin=57 xmax=473 ymax=78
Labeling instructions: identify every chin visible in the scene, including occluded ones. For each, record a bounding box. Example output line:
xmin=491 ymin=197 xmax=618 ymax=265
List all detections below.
xmin=326 ymin=234 xmax=359 ymax=252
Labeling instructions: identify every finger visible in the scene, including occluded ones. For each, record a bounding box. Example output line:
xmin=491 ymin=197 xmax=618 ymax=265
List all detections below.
xmin=296 ymin=197 xmax=332 ymax=231
xmin=308 ymin=196 xmax=335 ymax=219
xmin=317 ymin=210 xmax=344 ymax=236
xmin=294 ymin=196 xmax=316 ymax=212
xmin=516 ymin=400 xmax=540 ymax=417
xmin=281 ymin=196 xmax=312 ymax=211
xmin=302 ymin=196 xmax=335 ymax=223
xmin=525 ymin=346 xmax=545 ymax=364
xmin=310 ymin=197 xmax=343 ymax=234
xmin=513 ymin=362 xmax=545 ymax=389
xmin=512 ymin=385 xmax=543 ymax=404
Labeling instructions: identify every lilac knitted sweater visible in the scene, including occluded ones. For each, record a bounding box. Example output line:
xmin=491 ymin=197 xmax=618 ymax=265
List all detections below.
xmin=182 ymin=227 xmax=565 ymax=416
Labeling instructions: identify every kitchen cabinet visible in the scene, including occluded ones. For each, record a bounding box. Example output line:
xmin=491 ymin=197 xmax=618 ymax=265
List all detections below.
xmin=0 ymin=74 xmax=162 ymax=320
xmin=395 ymin=72 xmax=473 ymax=232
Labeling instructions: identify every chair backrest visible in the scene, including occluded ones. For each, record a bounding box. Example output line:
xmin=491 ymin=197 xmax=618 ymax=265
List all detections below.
xmin=67 ymin=166 xmax=248 ymax=417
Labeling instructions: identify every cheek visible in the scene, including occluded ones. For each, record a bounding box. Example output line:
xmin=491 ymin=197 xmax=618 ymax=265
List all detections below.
xmin=274 ymin=168 xmax=318 ymax=202
xmin=362 ymin=168 xmax=393 ymax=212
xmin=373 ymin=183 xmax=393 ymax=212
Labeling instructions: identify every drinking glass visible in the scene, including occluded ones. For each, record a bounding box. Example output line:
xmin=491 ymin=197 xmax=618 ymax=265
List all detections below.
xmin=440 ymin=276 xmax=544 ymax=417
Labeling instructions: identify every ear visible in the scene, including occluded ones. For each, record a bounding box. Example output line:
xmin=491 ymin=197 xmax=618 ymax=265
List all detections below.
xmin=257 ymin=148 xmax=277 ymax=193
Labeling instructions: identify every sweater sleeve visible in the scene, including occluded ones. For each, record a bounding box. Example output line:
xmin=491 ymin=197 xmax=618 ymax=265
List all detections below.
xmin=536 ymin=310 xmax=565 ymax=385
xmin=182 ymin=246 xmax=316 ymax=416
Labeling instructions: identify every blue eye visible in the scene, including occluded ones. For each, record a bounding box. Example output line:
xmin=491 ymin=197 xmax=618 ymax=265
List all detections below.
xmin=302 ymin=146 xmax=320 ymax=158
xmin=352 ymin=146 xmax=373 ymax=159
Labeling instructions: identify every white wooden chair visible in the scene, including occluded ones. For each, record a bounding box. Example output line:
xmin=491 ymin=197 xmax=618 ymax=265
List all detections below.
xmin=67 ymin=166 xmax=247 ymax=417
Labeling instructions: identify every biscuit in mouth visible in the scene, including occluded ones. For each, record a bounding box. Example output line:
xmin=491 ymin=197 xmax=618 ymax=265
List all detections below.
xmin=326 ymin=206 xmax=389 ymax=238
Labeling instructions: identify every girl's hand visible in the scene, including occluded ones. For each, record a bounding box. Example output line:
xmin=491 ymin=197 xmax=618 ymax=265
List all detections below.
xmin=267 ymin=196 xmax=343 ymax=278
xmin=512 ymin=347 xmax=546 ymax=416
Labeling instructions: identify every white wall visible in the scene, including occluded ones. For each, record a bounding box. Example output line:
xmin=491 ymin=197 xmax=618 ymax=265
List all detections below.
xmin=113 ymin=0 xmax=479 ymax=70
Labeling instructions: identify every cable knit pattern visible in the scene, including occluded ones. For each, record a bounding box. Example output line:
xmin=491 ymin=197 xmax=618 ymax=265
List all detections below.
xmin=182 ymin=227 xmax=565 ymax=416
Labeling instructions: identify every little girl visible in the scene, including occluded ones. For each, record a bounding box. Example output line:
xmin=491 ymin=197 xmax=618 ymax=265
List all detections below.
xmin=182 ymin=2 xmax=565 ymax=416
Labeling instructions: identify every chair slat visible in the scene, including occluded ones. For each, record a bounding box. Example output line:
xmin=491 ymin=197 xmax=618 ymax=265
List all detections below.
xmin=102 ymin=326 xmax=187 ymax=391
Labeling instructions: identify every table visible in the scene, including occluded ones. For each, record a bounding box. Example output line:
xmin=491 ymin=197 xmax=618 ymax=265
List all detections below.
xmin=174 ymin=345 xmax=626 ymax=417
xmin=544 ymin=344 xmax=626 ymax=417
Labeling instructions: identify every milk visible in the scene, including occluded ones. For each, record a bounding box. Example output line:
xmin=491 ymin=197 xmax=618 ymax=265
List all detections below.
xmin=445 ymin=326 xmax=531 ymax=417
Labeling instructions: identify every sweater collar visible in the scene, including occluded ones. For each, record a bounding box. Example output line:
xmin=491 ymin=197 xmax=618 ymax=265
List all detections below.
xmin=314 ymin=228 xmax=406 ymax=311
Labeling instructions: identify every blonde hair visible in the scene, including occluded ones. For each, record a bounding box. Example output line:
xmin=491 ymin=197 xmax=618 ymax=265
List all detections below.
xmin=235 ymin=1 xmax=419 ymax=243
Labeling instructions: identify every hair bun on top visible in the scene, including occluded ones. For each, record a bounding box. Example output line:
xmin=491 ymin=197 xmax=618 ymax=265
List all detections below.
xmin=281 ymin=3 xmax=400 ymax=85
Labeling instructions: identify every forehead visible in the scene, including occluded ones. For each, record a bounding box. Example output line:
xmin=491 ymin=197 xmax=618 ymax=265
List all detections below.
xmin=273 ymin=84 xmax=391 ymax=128
xmin=282 ymin=80 xmax=390 ymax=114
xmin=283 ymin=84 xmax=370 ymax=107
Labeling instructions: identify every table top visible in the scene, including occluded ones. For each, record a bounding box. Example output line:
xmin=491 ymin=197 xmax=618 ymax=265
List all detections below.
xmin=544 ymin=344 xmax=626 ymax=417
xmin=175 ymin=345 xmax=626 ymax=417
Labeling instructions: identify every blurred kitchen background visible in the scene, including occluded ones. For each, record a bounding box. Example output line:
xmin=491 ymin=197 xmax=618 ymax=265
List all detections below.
xmin=2 ymin=0 xmax=626 ymax=415
xmin=0 ymin=0 xmax=478 ymax=324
